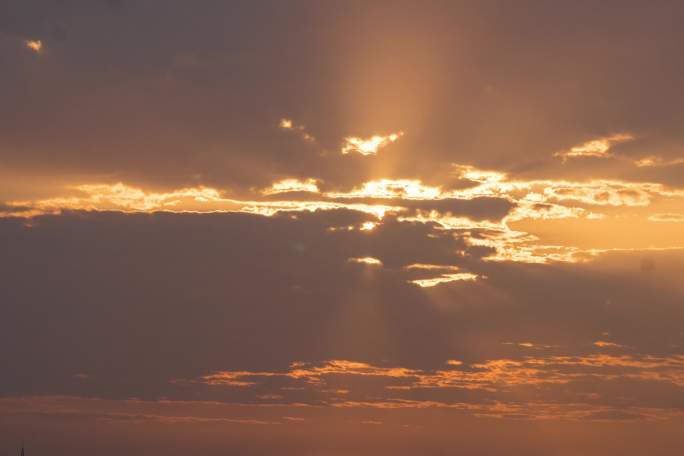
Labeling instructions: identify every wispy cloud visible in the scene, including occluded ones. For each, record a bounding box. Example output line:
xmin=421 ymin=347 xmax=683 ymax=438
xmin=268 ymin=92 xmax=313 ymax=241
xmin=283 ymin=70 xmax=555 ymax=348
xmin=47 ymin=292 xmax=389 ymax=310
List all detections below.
xmin=648 ymin=213 xmax=684 ymax=223
xmin=554 ymin=134 xmax=634 ymax=161
xmin=348 ymin=256 xmax=383 ymax=266
xmin=174 ymin=353 xmax=684 ymax=420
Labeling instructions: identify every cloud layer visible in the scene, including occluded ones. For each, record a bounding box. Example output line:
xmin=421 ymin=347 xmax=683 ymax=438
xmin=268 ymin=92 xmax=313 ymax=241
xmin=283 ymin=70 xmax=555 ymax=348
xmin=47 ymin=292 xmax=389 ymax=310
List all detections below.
xmin=2 ymin=1 xmax=684 ymax=454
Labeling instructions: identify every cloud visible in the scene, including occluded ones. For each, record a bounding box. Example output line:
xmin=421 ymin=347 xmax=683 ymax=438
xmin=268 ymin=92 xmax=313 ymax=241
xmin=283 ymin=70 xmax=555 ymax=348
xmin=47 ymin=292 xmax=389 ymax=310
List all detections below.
xmin=634 ymin=156 xmax=684 ymax=168
xmin=406 ymin=264 xmax=482 ymax=287
xmin=6 ymin=166 xmax=684 ymax=265
xmin=278 ymin=118 xmax=316 ymax=143
xmin=2 ymin=182 xmax=399 ymax=219
xmin=348 ymin=256 xmax=383 ymax=266
xmin=341 ymin=132 xmax=404 ymax=156
xmin=554 ymin=134 xmax=634 ymax=161
xmin=3 ymin=1 xmax=684 ymax=198
xmin=262 ymin=178 xmax=320 ymax=195
xmin=1 ymin=208 xmax=684 ymax=456
xmin=4 ymin=2 xmax=684 ymax=451
xmin=409 ymin=273 xmax=481 ymax=287
xmin=328 ymin=179 xmax=441 ymax=199
xmin=3 ymin=211 xmax=684 ymax=391
xmin=648 ymin=213 xmax=684 ymax=223
xmin=25 ymin=39 xmax=43 ymax=52
xmin=176 ymin=352 xmax=684 ymax=419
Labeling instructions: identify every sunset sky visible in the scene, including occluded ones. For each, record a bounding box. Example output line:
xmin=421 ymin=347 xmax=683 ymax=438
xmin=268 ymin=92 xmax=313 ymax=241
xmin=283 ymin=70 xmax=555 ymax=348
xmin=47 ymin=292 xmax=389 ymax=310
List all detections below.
xmin=2 ymin=1 xmax=684 ymax=454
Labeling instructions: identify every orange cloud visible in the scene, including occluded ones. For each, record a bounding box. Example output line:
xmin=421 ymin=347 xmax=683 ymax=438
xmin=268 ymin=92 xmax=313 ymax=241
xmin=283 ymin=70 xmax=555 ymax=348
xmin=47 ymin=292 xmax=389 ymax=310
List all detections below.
xmin=328 ymin=179 xmax=441 ymax=200
xmin=25 ymin=39 xmax=43 ymax=52
xmin=341 ymin=132 xmax=404 ymax=156
xmin=348 ymin=256 xmax=383 ymax=266
xmin=410 ymin=271 xmax=481 ymax=288
xmin=177 ymin=353 xmax=684 ymax=420
xmin=278 ymin=117 xmax=315 ymax=142
xmin=554 ymin=133 xmax=634 ymax=161
xmin=594 ymin=341 xmax=625 ymax=348
xmin=191 ymin=354 xmax=684 ymax=392
xmin=2 ymin=182 xmax=399 ymax=220
xmin=262 ymin=178 xmax=320 ymax=195
xmin=648 ymin=213 xmax=684 ymax=223
xmin=634 ymin=156 xmax=684 ymax=168
xmin=4 ymin=165 xmax=684 ymax=267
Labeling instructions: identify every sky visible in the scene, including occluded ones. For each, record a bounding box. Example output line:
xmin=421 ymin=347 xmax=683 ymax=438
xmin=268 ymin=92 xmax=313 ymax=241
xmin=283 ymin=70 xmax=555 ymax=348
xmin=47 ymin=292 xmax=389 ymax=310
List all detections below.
xmin=2 ymin=0 xmax=684 ymax=454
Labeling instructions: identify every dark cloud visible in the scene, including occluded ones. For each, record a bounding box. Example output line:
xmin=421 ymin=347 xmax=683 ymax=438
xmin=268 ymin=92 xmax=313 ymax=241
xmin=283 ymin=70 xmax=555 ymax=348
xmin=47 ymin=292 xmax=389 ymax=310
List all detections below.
xmin=2 ymin=212 xmax=683 ymax=411
xmin=1 ymin=1 xmax=684 ymax=192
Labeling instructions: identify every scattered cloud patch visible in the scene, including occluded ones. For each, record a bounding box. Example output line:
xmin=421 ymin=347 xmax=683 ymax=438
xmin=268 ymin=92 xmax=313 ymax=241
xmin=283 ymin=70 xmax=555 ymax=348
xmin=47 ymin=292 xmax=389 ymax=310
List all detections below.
xmin=648 ymin=213 xmax=684 ymax=223
xmin=341 ymin=132 xmax=404 ymax=156
xmin=279 ymin=118 xmax=315 ymax=142
xmin=25 ymin=39 xmax=43 ymax=53
xmin=594 ymin=341 xmax=625 ymax=348
xmin=176 ymin=353 xmax=684 ymax=420
xmin=555 ymin=134 xmax=634 ymax=161
xmin=262 ymin=178 xmax=320 ymax=195
xmin=348 ymin=256 xmax=383 ymax=266
xmin=634 ymin=156 xmax=684 ymax=168
xmin=410 ymin=272 xmax=480 ymax=288
xmin=328 ymin=179 xmax=441 ymax=200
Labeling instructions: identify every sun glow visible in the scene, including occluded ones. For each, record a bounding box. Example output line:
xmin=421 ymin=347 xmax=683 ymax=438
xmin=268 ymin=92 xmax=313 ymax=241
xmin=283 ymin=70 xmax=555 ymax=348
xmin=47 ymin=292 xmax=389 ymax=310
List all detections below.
xmin=2 ymin=183 xmax=401 ymax=220
xmin=348 ymin=257 xmax=383 ymax=266
xmin=410 ymin=272 xmax=480 ymax=287
xmin=329 ymin=179 xmax=441 ymax=200
xmin=341 ymin=132 xmax=404 ymax=156
xmin=6 ymin=163 xmax=684 ymax=266
xmin=262 ymin=178 xmax=319 ymax=195
xmin=360 ymin=221 xmax=377 ymax=231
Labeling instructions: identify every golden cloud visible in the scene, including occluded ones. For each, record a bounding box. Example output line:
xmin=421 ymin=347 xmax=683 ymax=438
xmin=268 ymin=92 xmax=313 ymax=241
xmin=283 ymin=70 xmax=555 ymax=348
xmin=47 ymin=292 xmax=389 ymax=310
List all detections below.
xmin=190 ymin=355 xmax=684 ymax=392
xmin=594 ymin=341 xmax=625 ymax=348
xmin=554 ymin=133 xmax=634 ymax=161
xmin=341 ymin=132 xmax=404 ymax=156
xmin=348 ymin=256 xmax=383 ymax=266
xmin=176 ymin=353 xmax=684 ymax=420
xmin=634 ymin=156 xmax=684 ymax=168
xmin=279 ymin=118 xmax=315 ymax=142
xmin=262 ymin=178 xmax=320 ymax=195
xmin=5 ymin=164 xmax=684 ymax=267
xmin=25 ymin=39 xmax=43 ymax=52
xmin=2 ymin=182 xmax=399 ymax=220
xmin=328 ymin=179 xmax=441 ymax=200
xmin=648 ymin=213 xmax=684 ymax=223
xmin=410 ymin=273 xmax=480 ymax=287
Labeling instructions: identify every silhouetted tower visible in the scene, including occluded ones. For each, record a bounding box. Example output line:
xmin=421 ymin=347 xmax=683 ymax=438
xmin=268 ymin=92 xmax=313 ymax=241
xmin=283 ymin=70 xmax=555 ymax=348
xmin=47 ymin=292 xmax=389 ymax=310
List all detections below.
xmin=20 ymin=442 xmax=25 ymax=456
